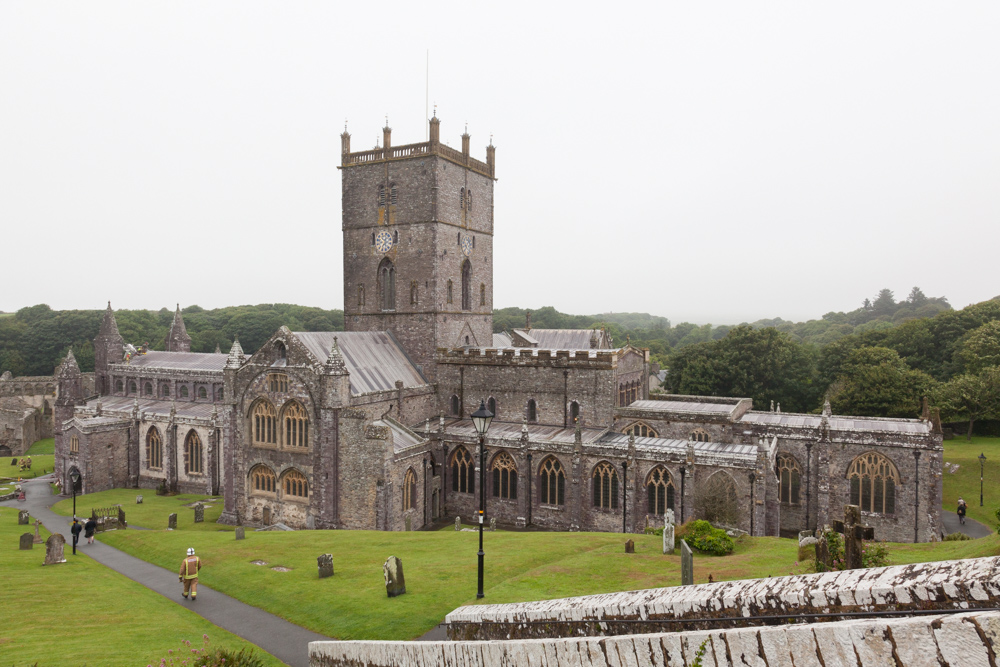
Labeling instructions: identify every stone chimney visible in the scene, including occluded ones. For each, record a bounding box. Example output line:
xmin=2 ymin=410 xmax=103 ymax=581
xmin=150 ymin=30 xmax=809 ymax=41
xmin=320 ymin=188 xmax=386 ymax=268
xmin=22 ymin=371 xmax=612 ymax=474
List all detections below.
xmin=429 ymin=114 xmax=440 ymax=144
xmin=383 ymin=123 xmax=392 ymax=152
xmin=461 ymin=125 xmax=470 ymax=158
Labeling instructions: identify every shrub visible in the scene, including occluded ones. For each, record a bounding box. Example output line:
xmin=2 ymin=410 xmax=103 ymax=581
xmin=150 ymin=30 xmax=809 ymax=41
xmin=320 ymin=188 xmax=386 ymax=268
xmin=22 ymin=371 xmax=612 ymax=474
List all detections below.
xmin=149 ymin=635 xmax=263 ymax=667
xmin=944 ymin=532 xmax=972 ymax=541
xmin=861 ymin=539 xmax=891 ymax=568
xmin=680 ymin=520 xmax=735 ymax=556
xmin=644 ymin=526 xmax=663 ymax=536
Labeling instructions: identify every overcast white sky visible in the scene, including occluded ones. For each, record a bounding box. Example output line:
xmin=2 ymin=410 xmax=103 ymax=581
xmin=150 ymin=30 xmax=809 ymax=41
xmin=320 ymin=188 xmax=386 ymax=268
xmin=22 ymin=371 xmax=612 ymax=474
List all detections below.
xmin=2 ymin=2 xmax=998 ymax=324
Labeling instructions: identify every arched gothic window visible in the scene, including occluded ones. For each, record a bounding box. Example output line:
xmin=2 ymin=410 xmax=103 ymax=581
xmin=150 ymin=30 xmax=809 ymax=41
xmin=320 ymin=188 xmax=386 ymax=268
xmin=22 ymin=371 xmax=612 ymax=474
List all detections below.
xmin=447 ymin=280 xmax=453 ymax=304
xmin=377 ymin=184 xmax=386 ymax=207
xmin=491 ymin=451 xmax=517 ymax=500
xmin=450 ymin=394 xmax=460 ymax=416
xmin=691 ymin=428 xmax=709 ymax=442
xmin=460 ymin=187 xmax=466 ymax=210
xmin=283 ymin=401 xmax=309 ymax=448
xmin=403 ymin=468 xmax=417 ymax=511
xmin=160 ymin=383 xmax=170 ymax=398
xmin=592 ymin=461 xmax=619 ymax=510
xmin=198 ymin=386 xmax=207 ymax=399
xmin=378 ymin=258 xmax=396 ymax=311
xmin=250 ymin=465 xmax=276 ymax=495
xmin=461 ymin=260 xmax=472 ymax=311
xmin=185 ymin=430 xmax=203 ymax=475
xmin=129 ymin=381 xmax=137 ymax=394
xmin=268 ymin=374 xmax=288 ymax=392
xmin=70 ymin=434 xmax=79 ymax=453
xmin=526 ymin=399 xmax=537 ymax=423
xmin=389 ymin=185 xmax=397 ymax=206
xmin=539 ymin=457 xmax=566 ymax=505
xmin=252 ymin=400 xmax=277 ymax=446
xmin=451 ymin=447 xmax=474 ymax=494
xmin=115 ymin=380 xmax=123 ymax=394
xmin=776 ymin=453 xmax=802 ymax=505
xmin=487 ymin=396 xmax=497 ymax=416
xmin=480 ymin=283 xmax=486 ymax=306
xmin=358 ymin=284 xmax=365 ymax=307
xmin=624 ymin=422 xmax=657 ymax=438
xmin=275 ymin=342 xmax=286 ymax=362
xmin=410 ymin=280 xmax=418 ymax=306
xmin=848 ymin=452 xmax=898 ymax=514
xmin=180 ymin=386 xmax=189 ymax=398
xmin=282 ymin=469 xmax=308 ymax=499
xmin=143 ymin=382 xmax=153 ymax=396
xmin=647 ymin=467 xmax=675 ymax=515
xmin=570 ymin=401 xmax=580 ymax=423
xmin=146 ymin=427 xmax=163 ymax=469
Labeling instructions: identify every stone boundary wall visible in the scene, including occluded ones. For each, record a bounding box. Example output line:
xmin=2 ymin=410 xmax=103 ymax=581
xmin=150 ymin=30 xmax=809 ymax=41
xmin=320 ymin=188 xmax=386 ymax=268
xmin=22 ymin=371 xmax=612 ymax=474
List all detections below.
xmin=310 ymin=610 xmax=1000 ymax=666
xmin=445 ymin=556 xmax=1000 ymax=640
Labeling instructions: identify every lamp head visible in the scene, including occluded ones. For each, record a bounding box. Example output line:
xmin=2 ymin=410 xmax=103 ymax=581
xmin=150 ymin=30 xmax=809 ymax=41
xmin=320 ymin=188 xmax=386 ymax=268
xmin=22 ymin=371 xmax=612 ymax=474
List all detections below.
xmin=980 ymin=453 xmax=987 ymax=462
xmin=470 ymin=399 xmax=494 ymax=437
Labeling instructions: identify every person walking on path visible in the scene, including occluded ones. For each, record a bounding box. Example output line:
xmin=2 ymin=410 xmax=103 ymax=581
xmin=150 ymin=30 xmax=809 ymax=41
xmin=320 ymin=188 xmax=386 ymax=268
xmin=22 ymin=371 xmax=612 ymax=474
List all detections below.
xmin=70 ymin=517 xmax=83 ymax=554
xmin=179 ymin=547 xmax=202 ymax=601
xmin=84 ymin=516 xmax=97 ymax=544
xmin=958 ymin=497 xmax=968 ymax=525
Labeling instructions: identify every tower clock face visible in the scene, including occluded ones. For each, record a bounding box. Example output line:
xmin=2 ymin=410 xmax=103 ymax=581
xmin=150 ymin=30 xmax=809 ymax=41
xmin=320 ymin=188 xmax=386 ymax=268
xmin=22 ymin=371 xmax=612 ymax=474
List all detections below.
xmin=461 ymin=235 xmax=473 ymax=257
xmin=375 ymin=229 xmax=394 ymax=253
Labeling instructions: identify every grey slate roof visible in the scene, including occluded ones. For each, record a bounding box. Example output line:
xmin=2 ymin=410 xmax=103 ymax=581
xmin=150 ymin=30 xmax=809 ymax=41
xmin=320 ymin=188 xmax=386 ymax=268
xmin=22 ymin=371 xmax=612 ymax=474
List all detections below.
xmin=83 ymin=396 xmax=217 ymax=420
xmin=126 ymin=351 xmax=227 ymax=372
xmin=293 ymin=331 xmax=427 ymax=395
xmin=528 ymin=329 xmax=606 ymax=350
xmin=599 ymin=432 xmax=758 ymax=461
xmin=373 ymin=419 xmax=425 ymax=452
xmin=432 ymin=419 xmax=606 ymax=445
xmin=740 ymin=411 xmax=931 ymax=434
xmin=492 ymin=332 xmax=512 ymax=347
xmin=630 ymin=398 xmax=742 ymax=417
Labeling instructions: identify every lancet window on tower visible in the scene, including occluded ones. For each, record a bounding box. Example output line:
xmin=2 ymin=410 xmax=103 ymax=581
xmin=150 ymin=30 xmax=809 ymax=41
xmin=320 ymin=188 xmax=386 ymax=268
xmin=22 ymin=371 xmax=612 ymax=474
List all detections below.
xmin=461 ymin=260 xmax=472 ymax=310
xmin=378 ymin=258 xmax=396 ymax=311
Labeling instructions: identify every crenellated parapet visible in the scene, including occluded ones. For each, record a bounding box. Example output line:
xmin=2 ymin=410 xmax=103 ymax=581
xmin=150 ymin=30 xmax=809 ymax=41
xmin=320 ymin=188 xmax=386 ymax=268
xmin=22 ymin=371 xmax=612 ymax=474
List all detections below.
xmin=436 ymin=347 xmax=617 ymax=369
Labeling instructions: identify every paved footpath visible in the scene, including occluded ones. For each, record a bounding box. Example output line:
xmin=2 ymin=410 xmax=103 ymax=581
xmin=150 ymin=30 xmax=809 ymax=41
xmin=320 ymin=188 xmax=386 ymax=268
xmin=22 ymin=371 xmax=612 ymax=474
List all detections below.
xmin=941 ymin=508 xmax=993 ymax=539
xmin=1 ymin=475 xmax=329 ymax=667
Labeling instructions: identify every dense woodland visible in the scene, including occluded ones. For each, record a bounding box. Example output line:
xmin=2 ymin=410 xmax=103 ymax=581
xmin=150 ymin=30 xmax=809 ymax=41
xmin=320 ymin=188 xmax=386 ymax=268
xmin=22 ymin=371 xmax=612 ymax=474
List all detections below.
xmin=2 ymin=288 xmax=998 ymax=432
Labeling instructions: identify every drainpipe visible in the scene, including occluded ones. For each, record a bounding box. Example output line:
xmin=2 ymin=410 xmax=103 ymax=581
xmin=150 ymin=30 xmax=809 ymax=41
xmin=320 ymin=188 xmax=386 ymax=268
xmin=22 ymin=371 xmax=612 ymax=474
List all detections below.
xmin=680 ymin=466 xmax=686 ymax=523
xmin=805 ymin=442 xmax=813 ymax=531
xmin=527 ymin=453 xmax=533 ymax=526
xmin=563 ymin=370 xmax=569 ymax=428
xmin=423 ymin=457 xmax=427 ymax=527
xmin=914 ymin=450 xmax=921 ymax=542
xmin=622 ymin=460 xmax=628 ymax=533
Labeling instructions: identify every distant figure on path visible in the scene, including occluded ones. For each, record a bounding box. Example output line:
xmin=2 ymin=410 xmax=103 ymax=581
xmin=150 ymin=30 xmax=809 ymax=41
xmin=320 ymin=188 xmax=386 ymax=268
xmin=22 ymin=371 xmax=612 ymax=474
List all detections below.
xmin=84 ymin=517 xmax=97 ymax=544
xmin=179 ymin=547 xmax=202 ymax=601
xmin=70 ymin=518 xmax=82 ymax=554
xmin=957 ymin=498 xmax=967 ymax=525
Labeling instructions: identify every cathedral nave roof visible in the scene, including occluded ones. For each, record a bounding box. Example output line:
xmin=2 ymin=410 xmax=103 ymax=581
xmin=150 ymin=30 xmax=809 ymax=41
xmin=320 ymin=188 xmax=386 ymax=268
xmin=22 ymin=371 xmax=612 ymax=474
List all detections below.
xmin=293 ymin=331 xmax=428 ymax=395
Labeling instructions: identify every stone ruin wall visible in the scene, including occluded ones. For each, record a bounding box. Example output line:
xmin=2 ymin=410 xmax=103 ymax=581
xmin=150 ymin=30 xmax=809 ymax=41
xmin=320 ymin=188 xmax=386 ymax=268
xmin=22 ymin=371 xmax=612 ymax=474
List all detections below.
xmin=0 ymin=372 xmax=93 ymax=455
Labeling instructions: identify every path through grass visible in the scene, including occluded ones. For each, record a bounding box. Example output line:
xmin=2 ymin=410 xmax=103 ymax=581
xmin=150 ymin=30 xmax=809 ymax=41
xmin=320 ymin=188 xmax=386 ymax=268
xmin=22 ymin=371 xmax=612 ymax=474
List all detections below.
xmin=942 ymin=436 xmax=1000 ymax=529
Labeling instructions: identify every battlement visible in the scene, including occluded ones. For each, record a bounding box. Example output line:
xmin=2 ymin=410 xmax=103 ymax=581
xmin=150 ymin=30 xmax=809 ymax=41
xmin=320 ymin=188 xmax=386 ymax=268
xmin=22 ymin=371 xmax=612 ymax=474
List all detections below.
xmin=436 ymin=347 xmax=617 ymax=368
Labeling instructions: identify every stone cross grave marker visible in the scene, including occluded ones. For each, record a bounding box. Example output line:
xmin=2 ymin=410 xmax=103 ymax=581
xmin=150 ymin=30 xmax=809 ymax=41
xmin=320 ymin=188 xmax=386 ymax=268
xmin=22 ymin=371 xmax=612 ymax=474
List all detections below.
xmin=18 ymin=510 xmax=29 ymax=525
xmin=168 ymin=513 xmax=177 ymax=530
xmin=404 ymin=515 xmax=412 ymax=532
xmin=193 ymin=503 xmax=204 ymax=523
xmin=383 ymin=556 xmax=406 ymax=598
xmin=44 ymin=533 xmax=66 ymax=565
xmin=455 ymin=515 xmax=461 ymax=531
xmin=663 ymin=509 xmax=676 ymax=554
xmin=235 ymin=526 xmax=245 ymax=540
xmin=33 ymin=520 xmax=43 ymax=544
xmin=831 ymin=504 xmax=874 ymax=570
xmin=19 ymin=533 xmax=33 ymax=550
xmin=136 ymin=495 xmax=143 ymax=504
xmin=262 ymin=506 xmax=271 ymax=526
xmin=680 ymin=539 xmax=694 ymax=586
xmin=318 ymin=554 xmax=334 ymax=579
xmin=624 ymin=539 xmax=635 ymax=553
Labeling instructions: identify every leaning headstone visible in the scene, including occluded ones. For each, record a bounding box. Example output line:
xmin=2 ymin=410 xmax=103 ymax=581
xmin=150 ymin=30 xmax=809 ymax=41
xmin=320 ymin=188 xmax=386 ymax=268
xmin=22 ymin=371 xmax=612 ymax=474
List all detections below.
xmin=193 ymin=503 xmax=204 ymax=523
xmin=136 ymin=495 xmax=143 ymax=504
xmin=168 ymin=513 xmax=177 ymax=530
xmin=18 ymin=510 xmax=29 ymax=525
xmin=118 ymin=507 xmax=126 ymax=529
xmin=489 ymin=517 xmax=497 ymax=532
xmin=235 ymin=526 xmax=245 ymax=540
xmin=262 ymin=506 xmax=271 ymax=526
xmin=33 ymin=520 xmax=43 ymax=544
xmin=44 ymin=533 xmax=66 ymax=565
xmin=404 ymin=515 xmax=412 ymax=532
xmin=831 ymin=504 xmax=874 ymax=570
xmin=383 ymin=556 xmax=406 ymax=598
xmin=455 ymin=515 xmax=461 ymax=531
xmin=681 ymin=539 xmax=694 ymax=586
xmin=624 ymin=539 xmax=635 ymax=553
xmin=318 ymin=554 xmax=334 ymax=579
xmin=20 ymin=533 xmax=33 ymax=550
xmin=663 ymin=510 xmax=675 ymax=554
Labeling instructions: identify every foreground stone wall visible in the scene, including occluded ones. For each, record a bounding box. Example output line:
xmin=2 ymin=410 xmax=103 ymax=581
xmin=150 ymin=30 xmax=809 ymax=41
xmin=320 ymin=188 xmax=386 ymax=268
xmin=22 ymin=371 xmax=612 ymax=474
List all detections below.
xmin=446 ymin=556 xmax=1000 ymax=640
xmin=311 ymin=610 xmax=1000 ymax=666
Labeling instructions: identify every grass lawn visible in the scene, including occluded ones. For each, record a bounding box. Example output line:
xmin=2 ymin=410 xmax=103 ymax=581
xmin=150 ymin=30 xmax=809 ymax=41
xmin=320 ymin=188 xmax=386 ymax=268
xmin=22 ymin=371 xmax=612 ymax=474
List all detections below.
xmin=941 ymin=435 xmax=1000 ymax=529
xmin=0 ymin=506 xmax=281 ymax=667
xmin=26 ymin=438 xmax=54 ymax=455
xmin=72 ymin=489 xmax=999 ymax=642
xmin=52 ymin=488 xmax=232 ymax=531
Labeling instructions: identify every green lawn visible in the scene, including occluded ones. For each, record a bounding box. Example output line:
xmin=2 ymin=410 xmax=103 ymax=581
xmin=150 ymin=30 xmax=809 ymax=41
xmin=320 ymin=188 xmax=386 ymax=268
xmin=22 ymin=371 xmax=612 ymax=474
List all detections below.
xmin=66 ymin=487 xmax=997 ymax=642
xmin=0 ymin=506 xmax=281 ymax=667
xmin=52 ymin=488 xmax=232 ymax=531
xmin=2 ymin=455 xmax=53 ymax=481
xmin=941 ymin=436 xmax=1000 ymax=529
xmin=26 ymin=438 xmax=54 ymax=455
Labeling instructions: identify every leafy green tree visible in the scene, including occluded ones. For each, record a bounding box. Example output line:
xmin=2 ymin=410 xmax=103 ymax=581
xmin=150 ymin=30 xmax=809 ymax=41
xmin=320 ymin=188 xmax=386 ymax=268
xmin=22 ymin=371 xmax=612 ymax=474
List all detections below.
xmin=959 ymin=321 xmax=1000 ymax=373
xmin=872 ymin=289 xmax=896 ymax=315
xmin=828 ymin=347 xmax=935 ymax=418
xmin=934 ymin=368 xmax=1000 ymax=440
xmin=907 ymin=286 xmax=928 ymax=307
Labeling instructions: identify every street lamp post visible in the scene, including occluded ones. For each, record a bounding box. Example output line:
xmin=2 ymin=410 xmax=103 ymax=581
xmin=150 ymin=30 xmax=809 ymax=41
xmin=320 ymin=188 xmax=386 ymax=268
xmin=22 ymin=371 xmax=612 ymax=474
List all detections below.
xmin=980 ymin=452 xmax=987 ymax=507
xmin=471 ymin=399 xmax=494 ymax=599
xmin=69 ymin=469 xmax=81 ymax=555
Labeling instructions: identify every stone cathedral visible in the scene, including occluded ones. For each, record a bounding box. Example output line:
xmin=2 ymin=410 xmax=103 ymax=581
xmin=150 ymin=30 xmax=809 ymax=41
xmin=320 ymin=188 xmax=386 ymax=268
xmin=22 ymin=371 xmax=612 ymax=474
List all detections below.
xmin=53 ymin=117 xmax=943 ymax=541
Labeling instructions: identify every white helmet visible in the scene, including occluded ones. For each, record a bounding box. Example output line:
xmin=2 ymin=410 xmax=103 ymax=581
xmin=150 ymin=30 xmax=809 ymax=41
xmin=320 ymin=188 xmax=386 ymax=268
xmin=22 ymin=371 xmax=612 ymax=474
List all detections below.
xmin=187 ymin=548 xmax=195 ymax=556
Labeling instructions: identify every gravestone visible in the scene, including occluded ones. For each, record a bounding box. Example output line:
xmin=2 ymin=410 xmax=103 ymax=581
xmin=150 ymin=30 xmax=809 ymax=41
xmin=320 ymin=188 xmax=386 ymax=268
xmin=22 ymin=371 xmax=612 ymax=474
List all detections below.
xmin=663 ymin=509 xmax=675 ymax=554
xmin=455 ymin=516 xmax=461 ymax=531
xmin=136 ymin=495 xmax=143 ymax=504
xmin=383 ymin=556 xmax=406 ymax=598
xmin=262 ymin=506 xmax=271 ymax=526
xmin=33 ymin=520 xmax=43 ymax=544
xmin=44 ymin=533 xmax=66 ymax=565
xmin=624 ymin=539 xmax=635 ymax=553
xmin=18 ymin=510 xmax=29 ymax=525
xmin=19 ymin=533 xmax=33 ymax=550
xmin=680 ymin=539 xmax=694 ymax=586
xmin=831 ymin=504 xmax=874 ymax=570
xmin=235 ymin=526 xmax=245 ymax=540
xmin=490 ymin=517 xmax=497 ymax=532
xmin=318 ymin=554 xmax=334 ymax=579
xmin=168 ymin=513 xmax=177 ymax=530
xmin=404 ymin=515 xmax=412 ymax=532
xmin=193 ymin=503 xmax=204 ymax=523
xmin=118 ymin=507 xmax=126 ymax=529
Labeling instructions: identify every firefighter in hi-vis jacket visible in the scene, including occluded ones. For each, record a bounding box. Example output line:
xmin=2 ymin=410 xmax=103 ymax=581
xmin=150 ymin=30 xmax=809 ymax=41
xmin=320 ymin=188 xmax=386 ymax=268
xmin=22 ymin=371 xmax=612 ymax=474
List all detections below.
xmin=178 ymin=547 xmax=202 ymax=601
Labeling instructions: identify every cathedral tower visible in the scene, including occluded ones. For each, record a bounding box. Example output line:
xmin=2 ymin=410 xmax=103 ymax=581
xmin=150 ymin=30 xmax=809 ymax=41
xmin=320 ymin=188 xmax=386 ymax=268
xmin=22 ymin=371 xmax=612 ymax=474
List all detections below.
xmin=340 ymin=115 xmax=496 ymax=379
xmin=94 ymin=302 xmax=123 ymax=395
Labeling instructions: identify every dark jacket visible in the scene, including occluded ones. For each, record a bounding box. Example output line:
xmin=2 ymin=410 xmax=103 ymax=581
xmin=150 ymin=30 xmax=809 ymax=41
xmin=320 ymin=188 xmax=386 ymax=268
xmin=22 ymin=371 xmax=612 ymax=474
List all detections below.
xmin=84 ymin=519 xmax=97 ymax=537
xmin=70 ymin=522 xmax=83 ymax=537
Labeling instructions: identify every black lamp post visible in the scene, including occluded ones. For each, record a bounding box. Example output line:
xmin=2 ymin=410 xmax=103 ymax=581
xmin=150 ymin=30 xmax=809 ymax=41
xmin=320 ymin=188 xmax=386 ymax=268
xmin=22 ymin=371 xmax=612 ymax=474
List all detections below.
xmin=471 ymin=399 xmax=494 ymax=599
xmin=70 ymin=469 xmax=81 ymax=555
xmin=621 ymin=460 xmax=628 ymax=533
xmin=980 ymin=452 xmax=987 ymax=507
